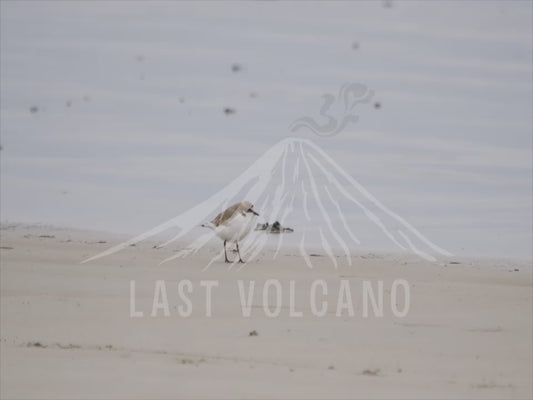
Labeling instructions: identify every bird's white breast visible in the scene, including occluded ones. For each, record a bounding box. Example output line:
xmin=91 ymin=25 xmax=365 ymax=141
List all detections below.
xmin=215 ymin=212 xmax=256 ymax=242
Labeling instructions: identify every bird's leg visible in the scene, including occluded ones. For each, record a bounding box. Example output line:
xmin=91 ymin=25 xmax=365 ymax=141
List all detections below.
xmin=224 ymin=240 xmax=231 ymax=263
xmin=236 ymin=241 xmax=245 ymax=263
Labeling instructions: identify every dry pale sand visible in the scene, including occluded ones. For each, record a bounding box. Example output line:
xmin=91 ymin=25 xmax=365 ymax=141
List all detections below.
xmin=0 ymin=225 xmax=532 ymax=399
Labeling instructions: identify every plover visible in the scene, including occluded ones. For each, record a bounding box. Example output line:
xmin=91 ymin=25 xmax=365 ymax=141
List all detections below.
xmin=201 ymin=201 xmax=259 ymax=263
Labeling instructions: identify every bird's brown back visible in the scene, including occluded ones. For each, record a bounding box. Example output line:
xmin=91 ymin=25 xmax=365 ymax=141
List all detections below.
xmin=211 ymin=203 xmax=241 ymax=227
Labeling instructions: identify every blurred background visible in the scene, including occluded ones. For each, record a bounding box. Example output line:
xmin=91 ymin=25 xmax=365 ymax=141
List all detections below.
xmin=1 ymin=1 xmax=531 ymax=259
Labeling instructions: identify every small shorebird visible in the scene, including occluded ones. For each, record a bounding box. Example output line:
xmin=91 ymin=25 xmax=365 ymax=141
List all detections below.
xmin=201 ymin=201 xmax=259 ymax=263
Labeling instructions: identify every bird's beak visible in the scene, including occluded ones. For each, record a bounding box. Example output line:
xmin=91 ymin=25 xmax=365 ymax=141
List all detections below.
xmin=249 ymin=208 xmax=259 ymax=216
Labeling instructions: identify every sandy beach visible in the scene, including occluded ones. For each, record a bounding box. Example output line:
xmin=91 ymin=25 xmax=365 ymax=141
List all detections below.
xmin=0 ymin=224 xmax=531 ymax=399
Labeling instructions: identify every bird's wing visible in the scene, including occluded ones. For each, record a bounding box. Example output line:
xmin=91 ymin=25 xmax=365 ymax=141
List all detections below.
xmin=211 ymin=203 xmax=240 ymax=226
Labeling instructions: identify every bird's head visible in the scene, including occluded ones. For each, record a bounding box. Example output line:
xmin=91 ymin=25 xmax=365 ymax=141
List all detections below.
xmin=242 ymin=201 xmax=259 ymax=216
